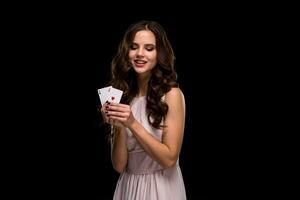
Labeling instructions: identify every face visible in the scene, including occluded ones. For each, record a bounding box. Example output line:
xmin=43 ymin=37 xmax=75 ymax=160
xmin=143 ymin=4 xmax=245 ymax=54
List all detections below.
xmin=129 ymin=30 xmax=157 ymax=76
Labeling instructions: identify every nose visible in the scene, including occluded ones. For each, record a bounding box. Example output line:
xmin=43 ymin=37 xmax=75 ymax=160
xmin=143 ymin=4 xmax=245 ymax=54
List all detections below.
xmin=137 ymin=48 xmax=144 ymax=57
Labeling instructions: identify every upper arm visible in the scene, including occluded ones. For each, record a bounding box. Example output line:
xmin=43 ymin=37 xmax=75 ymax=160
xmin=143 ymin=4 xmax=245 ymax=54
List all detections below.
xmin=162 ymin=87 xmax=186 ymax=159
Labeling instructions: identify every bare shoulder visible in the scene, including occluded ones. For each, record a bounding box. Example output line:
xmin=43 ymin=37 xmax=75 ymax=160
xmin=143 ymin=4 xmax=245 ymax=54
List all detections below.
xmin=165 ymin=87 xmax=185 ymax=106
xmin=165 ymin=87 xmax=184 ymax=98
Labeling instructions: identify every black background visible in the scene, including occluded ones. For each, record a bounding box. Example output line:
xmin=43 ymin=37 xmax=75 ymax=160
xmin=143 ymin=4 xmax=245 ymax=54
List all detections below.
xmin=11 ymin=5 xmax=275 ymax=199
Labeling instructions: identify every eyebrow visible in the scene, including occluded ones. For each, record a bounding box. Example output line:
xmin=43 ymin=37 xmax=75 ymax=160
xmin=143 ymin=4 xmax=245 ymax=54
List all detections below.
xmin=132 ymin=42 xmax=156 ymax=47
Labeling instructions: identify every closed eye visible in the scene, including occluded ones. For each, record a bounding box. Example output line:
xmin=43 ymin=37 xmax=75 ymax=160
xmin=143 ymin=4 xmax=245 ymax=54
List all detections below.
xmin=145 ymin=44 xmax=155 ymax=51
xmin=130 ymin=44 xmax=138 ymax=50
xmin=145 ymin=47 xmax=155 ymax=51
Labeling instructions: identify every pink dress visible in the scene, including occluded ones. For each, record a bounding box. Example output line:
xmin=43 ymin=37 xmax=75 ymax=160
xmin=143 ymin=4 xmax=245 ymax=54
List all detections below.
xmin=113 ymin=96 xmax=186 ymax=200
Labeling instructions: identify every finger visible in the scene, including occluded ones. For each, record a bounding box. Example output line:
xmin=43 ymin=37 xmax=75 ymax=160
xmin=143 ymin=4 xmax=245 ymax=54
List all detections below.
xmin=109 ymin=102 xmax=129 ymax=108
xmin=100 ymin=103 xmax=111 ymax=112
xmin=107 ymin=105 xmax=129 ymax=112
xmin=100 ymin=101 xmax=110 ymax=110
xmin=109 ymin=116 xmax=126 ymax=122
xmin=107 ymin=111 xmax=129 ymax=118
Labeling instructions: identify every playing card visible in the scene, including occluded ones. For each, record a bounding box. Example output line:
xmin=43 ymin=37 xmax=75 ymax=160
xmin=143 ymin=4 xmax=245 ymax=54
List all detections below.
xmin=97 ymin=86 xmax=112 ymax=105
xmin=108 ymin=87 xmax=123 ymax=103
xmin=97 ymin=86 xmax=123 ymax=105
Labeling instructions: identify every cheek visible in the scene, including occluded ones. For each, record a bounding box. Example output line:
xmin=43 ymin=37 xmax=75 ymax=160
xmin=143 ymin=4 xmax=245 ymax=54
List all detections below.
xmin=146 ymin=51 xmax=157 ymax=60
xmin=128 ymin=51 xmax=135 ymax=60
xmin=147 ymin=52 xmax=157 ymax=62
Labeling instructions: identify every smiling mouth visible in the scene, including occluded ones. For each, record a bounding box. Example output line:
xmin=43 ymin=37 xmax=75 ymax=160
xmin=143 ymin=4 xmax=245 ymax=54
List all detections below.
xmin=134 ymin=60 xmax=147 ymax=67
xmin=134 ymin=60 xmax=147 ymax=64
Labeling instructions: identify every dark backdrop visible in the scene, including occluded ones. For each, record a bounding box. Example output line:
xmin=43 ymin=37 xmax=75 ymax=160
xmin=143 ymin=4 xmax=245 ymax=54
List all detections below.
xmin=18 ymin=7 xmax=268 ymax=199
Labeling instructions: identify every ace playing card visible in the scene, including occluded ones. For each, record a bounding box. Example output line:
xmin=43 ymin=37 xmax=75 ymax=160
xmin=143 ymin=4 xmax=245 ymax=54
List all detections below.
xmin=97 ymin=86 xmax=123 ymax=105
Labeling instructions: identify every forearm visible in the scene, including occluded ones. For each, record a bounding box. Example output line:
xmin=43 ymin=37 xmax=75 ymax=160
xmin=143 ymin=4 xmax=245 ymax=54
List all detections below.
xmin=129 ymin=121 xmax=178 ymax=168
xmin=111 ymin=127 xmax=128 ymax=173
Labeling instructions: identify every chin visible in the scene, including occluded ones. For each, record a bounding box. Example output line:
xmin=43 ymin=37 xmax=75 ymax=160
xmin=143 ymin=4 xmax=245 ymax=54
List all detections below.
xmin=133 ymin=67 xmax=148 ymax=74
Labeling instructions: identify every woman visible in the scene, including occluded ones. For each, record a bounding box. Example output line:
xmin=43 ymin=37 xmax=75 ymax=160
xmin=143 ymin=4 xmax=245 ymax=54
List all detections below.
xmin=100 ymin=20 xmax=187 ymax=200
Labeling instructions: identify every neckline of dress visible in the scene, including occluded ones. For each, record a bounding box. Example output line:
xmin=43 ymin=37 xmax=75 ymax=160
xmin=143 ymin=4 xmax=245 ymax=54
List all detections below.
xmin=135 ymin=95 xmax=146 ymax=99
xmin=136 ymin=95 xmax=146 ymax=98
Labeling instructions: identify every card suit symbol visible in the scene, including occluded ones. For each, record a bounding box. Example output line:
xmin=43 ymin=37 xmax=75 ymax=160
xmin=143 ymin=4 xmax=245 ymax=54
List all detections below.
xmin=111 ymin=96 xmax=115 ymax=101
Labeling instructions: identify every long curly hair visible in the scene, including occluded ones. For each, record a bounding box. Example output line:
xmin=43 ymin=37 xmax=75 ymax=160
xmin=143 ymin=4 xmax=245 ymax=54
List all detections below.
xmin=109 ymin=20 xmax=178 ymax=129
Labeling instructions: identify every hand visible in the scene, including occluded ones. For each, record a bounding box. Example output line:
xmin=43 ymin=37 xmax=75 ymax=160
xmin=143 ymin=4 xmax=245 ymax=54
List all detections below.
xmin=105 ymin=102 xmax=136 ymax=128
xmin=97 ymin=101 xmax=110 ymax=124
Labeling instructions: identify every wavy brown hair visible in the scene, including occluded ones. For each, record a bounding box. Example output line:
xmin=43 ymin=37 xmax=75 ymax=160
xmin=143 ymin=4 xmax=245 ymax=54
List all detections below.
xmin=109 ymin=20 xmax=178 ymax=129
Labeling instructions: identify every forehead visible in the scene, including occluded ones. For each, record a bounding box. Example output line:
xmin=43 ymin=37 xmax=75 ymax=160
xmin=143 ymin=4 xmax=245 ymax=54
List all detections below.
xmin=133 ymin=30 xmax=156 ymax=44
